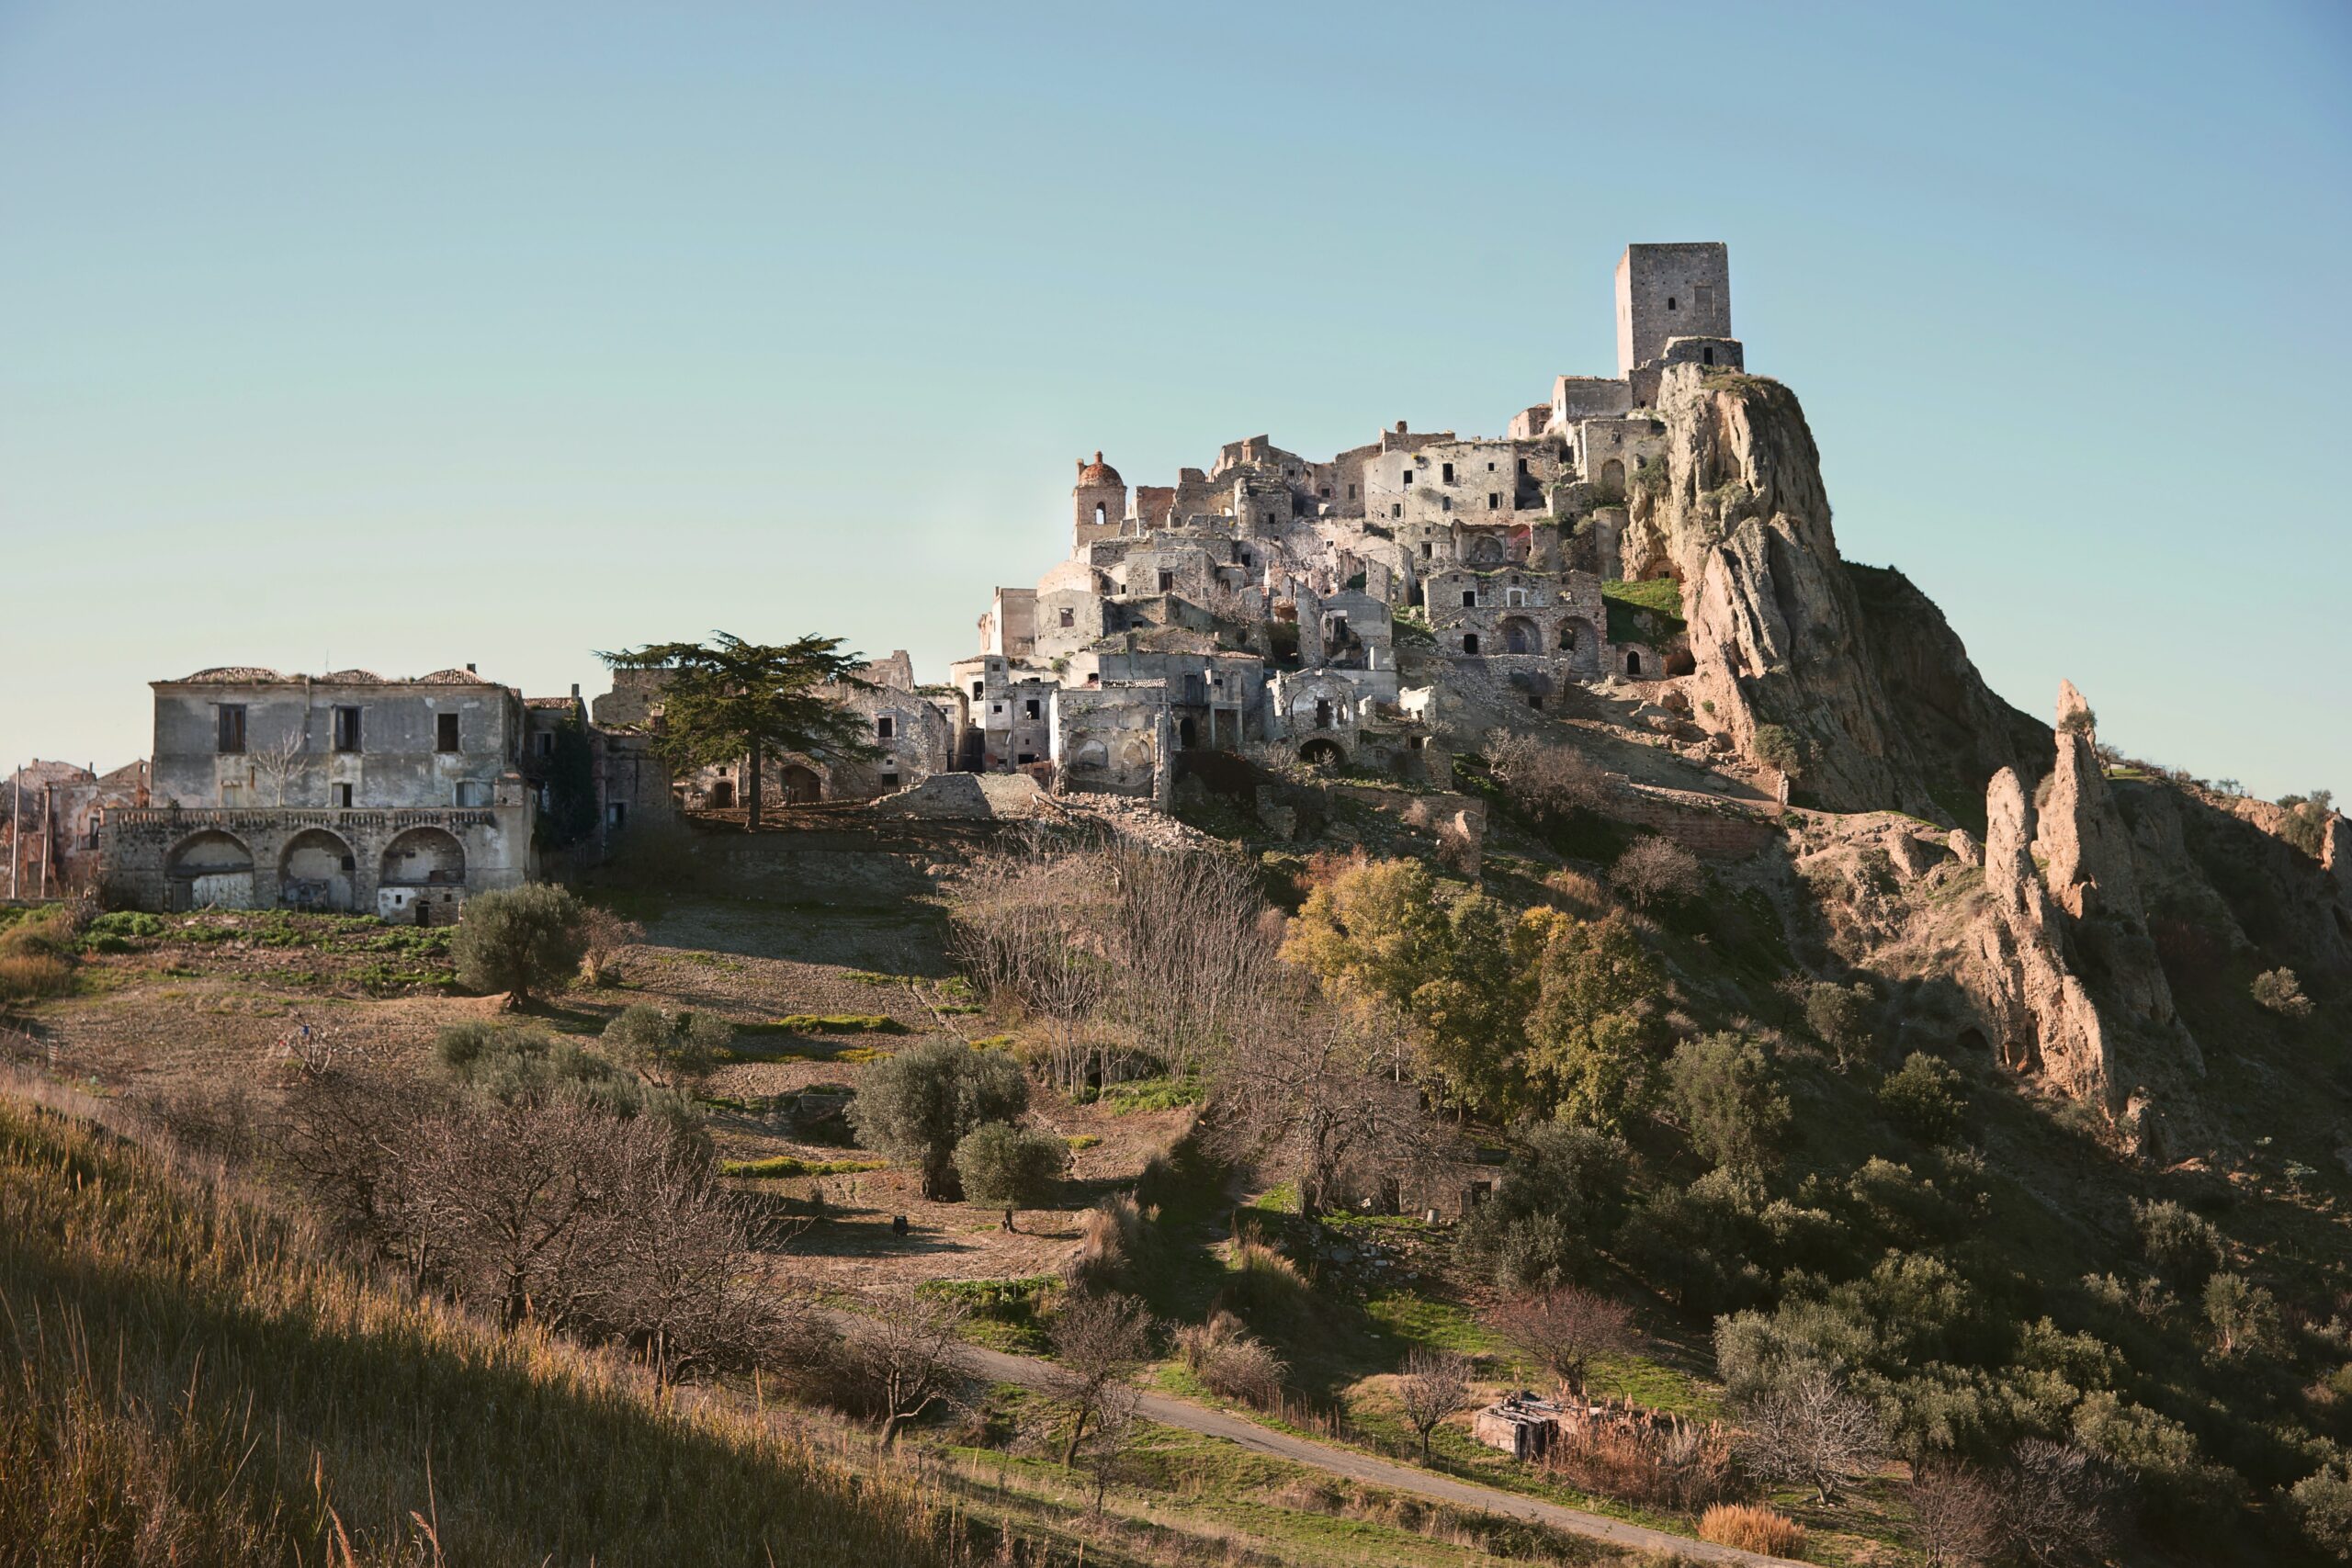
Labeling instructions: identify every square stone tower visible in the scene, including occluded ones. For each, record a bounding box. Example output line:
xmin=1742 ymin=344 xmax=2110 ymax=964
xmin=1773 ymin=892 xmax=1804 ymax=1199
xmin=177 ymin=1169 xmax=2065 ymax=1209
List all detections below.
xmin=1615 ymin=243 xmax=1731 ymax=377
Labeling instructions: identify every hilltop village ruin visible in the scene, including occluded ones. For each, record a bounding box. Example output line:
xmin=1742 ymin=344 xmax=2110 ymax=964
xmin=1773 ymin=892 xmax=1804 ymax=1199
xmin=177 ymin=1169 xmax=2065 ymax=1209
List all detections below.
xmin=10 ymin=243 xmax=1745 ymax=916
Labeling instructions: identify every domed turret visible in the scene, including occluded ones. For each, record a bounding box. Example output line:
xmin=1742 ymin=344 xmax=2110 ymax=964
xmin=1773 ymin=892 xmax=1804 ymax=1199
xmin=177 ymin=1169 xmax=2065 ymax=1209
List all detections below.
xmin=1072 ymin=449 xmax=1128 ymax=541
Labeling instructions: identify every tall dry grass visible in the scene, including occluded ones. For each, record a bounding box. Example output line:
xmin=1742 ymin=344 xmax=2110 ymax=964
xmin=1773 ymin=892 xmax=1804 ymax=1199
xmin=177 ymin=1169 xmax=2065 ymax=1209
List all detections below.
xmin=1699 ymin=1501 xmax=1806 ymax=1558
xmin=0 ymin=1083 xmax=956 ymax=1566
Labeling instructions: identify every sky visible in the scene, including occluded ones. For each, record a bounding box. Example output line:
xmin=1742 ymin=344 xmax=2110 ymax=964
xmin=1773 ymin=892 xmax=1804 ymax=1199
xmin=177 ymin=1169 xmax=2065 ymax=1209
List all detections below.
xmin=2 ymin=1 xmax=2347 ymax=800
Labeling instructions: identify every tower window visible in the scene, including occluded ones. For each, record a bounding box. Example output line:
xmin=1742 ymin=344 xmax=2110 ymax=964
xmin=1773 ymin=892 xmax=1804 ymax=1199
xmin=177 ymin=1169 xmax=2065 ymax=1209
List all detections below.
xmin=216 ymin=705 xmax=247 ymax=755
xmin=1059 ymin=607 xmax=1075 ymax=627
xmin=1094 ymin=502 xmax=1106 ymax=525
xmin=1487 ymin=493 xmax=1500 ymax=510
xmin=1667 ymin=296 xmax=1677 ymax=310
xmin=1441 ymin=462 xmax=1454 ymax=483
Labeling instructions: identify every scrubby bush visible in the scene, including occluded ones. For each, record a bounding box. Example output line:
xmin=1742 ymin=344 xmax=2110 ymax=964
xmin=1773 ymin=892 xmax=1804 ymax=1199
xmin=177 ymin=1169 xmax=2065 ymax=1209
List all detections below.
xmin=2133 ymin=1199 xmax=2223 ymax=1287
xmin=85 ymin=910 xmax=165 ymax=940
xmin=1065 ymin=1194 xmax=1146 ymax=1293
xmin=451 ymin=886 xmax=588 ymax=1007
xmin=2278 ymin=791 xmax=2335 ymax=858
xmin=1804 ymin=980 xmax=1875 ymax=1068
xmin=952 ymin=1121 xmax=1067 ymax=1230
xmin=578 ymin=906 xmax=645 ymax=986
xmin=1880 ymin=1051 xmax=1967 ymax=1144
xmin=1610 ymin=835 xmax=1702 ymax=910
xmin=1174 ymin=1311 xmax=1286 ymax=1406
xmin=2289 ymin=1456 xmax=2352 ymax=1560
xmin=603 ymin=1002 xmax=732 ymax=1088
xmin=1752 ymin=723 xmax=1804 ymax=778
xmin=1456 ymin=1122 xmax=1631 ymax=1292
xmin=2202 ymin=1271 xmax=2280 ymax=1358
xmin=1666 ymin=1032 xmax=1790 ymax=1170
xmin=847 ymin=1037 xmax=1028 ymax=1200
xmin=1700 ymin=1504 xmax=1805 ymax=1557
xmin=2252 ymin=967 xmax=2313 ymax=1018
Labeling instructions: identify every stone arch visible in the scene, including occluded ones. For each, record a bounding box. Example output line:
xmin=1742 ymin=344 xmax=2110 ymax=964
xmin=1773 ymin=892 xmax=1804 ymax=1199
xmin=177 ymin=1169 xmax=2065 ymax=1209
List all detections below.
xmin=277 ymin=827 xmax=356 ymax=913
xmin=777 ymin=765 xmax=822 ymax=804
xmin=1601 ymin=457 xmax=1625 ymax=489
xmin=165 ymin=829 xmax=255 ymax=910
xmin=1470 ymin=535 xmax=1505 ymax=566
xmin=1623 ymin=649 xmax=1644 ymax=676
xmin=1072 ymin=739 xmax=1110 ymax=769
xmin=380 ymin=827 xmax=466 ymax=887
xmin=707 ymin=779 xmax=735 ymax=808
xmin=1498 ymin=615 xmax=1539 ymax=654
xmin=1298 ymin=738 xmax=1345 ymax=769
xmin=1118 ymin=738 xmax=1152 ymax=770
xmin=1178 ymin=716 xmax=1198 ymax=749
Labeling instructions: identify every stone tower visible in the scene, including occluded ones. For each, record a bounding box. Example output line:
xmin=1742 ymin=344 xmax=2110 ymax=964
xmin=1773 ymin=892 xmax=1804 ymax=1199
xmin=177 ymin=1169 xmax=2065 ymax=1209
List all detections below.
xmin=1614 ymin=243 xmax=1732 ymax=378
xmin=1072 ymin=451 xmax=1127 ymax=545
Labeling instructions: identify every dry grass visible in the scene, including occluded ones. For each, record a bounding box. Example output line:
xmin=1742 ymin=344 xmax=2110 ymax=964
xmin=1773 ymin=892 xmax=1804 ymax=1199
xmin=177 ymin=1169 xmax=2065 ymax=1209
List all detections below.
xmin=0 ymin=1076 xmax=957 ymax=1566
xmin=1699 ymin=1501 xmax=1806 ymax=1557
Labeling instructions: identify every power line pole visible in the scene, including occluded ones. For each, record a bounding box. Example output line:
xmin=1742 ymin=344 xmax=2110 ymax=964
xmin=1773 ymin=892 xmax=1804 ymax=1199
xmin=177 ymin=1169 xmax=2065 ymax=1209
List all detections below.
xmin=7 ymin=763 xmax=19 ymax=899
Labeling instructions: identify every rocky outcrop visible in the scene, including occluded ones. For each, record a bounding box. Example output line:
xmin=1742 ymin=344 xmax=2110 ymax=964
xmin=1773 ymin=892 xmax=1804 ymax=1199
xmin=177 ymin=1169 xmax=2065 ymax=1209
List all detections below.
xmin=2036 ymin=680 xmax=2141 ymax=920
xmin=1624 ymin=365 xmax=2041 ymax=823
xmin=1973 ymin=766 xmax=2113 ymax=1104
xmin=1961 ymin=686 xmax=2203 ymax=1143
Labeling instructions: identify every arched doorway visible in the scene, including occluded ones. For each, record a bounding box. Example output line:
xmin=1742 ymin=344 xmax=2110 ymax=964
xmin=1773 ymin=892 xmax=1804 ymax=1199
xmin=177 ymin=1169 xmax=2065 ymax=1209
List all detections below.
xmin=165 ymin=829 xmax=254 ymax=910
xmin=1601 ymin=457 xmax=1625 ymax=490
xmin=707 ymin=780 xmax=735 ymax=808
xmin=778 ymin=765 xmax=822 ymax=804
xmin=278 ymin=828 xmax=355 ymax=912
xmin=1624 ymin=650 xmax=1644 ymax=676
xmin=379 ymin=826 xmax=466 ymax=926
xmin=1178 ymin=716 xmax=1198 ymax=750
xmin=1470 ymin=536 xmax=1506 ymax=566
xmin=1298 ymin=738 xmax=1344 ymax=769
xmin=1498 ymin=615 xmax=1539 ymax=654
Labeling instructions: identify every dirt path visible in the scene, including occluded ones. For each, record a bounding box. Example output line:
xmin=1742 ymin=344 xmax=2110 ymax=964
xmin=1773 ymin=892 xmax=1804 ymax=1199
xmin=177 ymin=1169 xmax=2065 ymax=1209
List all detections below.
xmin=951 ymin=1338 xmax=1804 ymax=1567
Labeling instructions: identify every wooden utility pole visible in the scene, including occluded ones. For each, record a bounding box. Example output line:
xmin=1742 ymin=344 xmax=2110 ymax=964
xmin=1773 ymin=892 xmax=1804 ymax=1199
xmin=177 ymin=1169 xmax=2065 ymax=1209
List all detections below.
xmin=7 ymin=763 xmax=19 ymax=900
xmin=40 ymin=782 xmax=53 ymax=897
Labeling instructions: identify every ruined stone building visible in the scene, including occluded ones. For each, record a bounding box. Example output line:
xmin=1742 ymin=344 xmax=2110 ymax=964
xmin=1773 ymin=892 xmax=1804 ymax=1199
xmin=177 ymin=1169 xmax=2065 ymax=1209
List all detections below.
xmin=933 ymin=243 xmax=1736 ymax=797
xmin=99 ymin=666 xmax=555 ymax=919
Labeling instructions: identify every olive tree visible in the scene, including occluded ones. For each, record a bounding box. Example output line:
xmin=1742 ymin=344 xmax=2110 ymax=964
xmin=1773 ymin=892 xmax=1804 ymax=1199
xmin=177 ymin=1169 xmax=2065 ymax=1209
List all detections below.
xmin=451 ymin=885 xmax=589 ymax=1009
xmin=849 ymin=1038 xmax=1029 ymax=1200
xmin=953 ymin=1121 xmax=1068 ymax=1231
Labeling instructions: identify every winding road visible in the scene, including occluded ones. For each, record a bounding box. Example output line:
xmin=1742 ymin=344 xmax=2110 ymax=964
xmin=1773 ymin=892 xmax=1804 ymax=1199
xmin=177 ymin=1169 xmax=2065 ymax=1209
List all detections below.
xmin=955 ymin=1337 xmax=1808 ymax=1567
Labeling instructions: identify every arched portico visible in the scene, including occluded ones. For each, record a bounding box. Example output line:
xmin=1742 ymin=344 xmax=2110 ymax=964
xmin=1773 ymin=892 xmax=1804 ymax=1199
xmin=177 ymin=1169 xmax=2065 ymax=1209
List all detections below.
xmin=164 ymin=829 xmax=255 ymax=910
xmin=278 ymin=827 xmax=356 ymax=912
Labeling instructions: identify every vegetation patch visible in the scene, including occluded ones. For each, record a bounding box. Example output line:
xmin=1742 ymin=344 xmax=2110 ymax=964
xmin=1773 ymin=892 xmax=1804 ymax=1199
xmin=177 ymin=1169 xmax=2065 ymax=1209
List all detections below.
xmin=718 ymin=1154 xmax=888 ymax=1179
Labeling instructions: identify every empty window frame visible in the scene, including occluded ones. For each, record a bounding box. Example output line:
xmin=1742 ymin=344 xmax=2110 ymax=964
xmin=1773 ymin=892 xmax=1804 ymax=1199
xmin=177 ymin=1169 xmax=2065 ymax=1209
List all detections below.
xmin=1487 ymin=493 xmax=1501 ymax=510
xmin=333 ymin=783 xmax=354 ymax=808
xmin=333 ymin=705 xmax=362 ymax=753
xmin=876 ymin=715 xmax=894 ymax=739
xmin=1059 ymin=607 xmax=1075 ymax=627
xmin=1441 ymin=462 xmax=1455 ymax=483
xmin=436 ymin=713 xmax=461 ymax=752
xmin=216 ymin=705 xmax=247 ymax=755
xmin=1023 ymin=698 xmax=1041 ymax=719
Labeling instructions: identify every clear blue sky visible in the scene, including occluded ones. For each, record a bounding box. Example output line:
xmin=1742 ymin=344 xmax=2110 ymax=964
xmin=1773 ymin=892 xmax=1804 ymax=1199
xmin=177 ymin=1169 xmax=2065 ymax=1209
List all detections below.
xmin=3 ymin=1 xmax=2346 ymax=800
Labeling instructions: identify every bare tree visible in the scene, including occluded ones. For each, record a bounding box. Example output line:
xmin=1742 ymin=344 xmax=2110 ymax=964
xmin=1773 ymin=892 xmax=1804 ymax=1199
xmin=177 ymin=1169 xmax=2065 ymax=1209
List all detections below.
xmin=1206 ymin=998 xmax=1458 ymax=1219
xmin=248 ymin=724 xmax=311 ymax=806
xmin=1736 ymin=1369 xmax=1883 ymax=1503
xmin=578 ymin=906 xmax=646 ymax=987
xmin=2000 ymin=1439 xmax=2116 ymax=1568
xmin=1485 ymin=730 xmax=1609 ymax=818
xmin=1046 ymin=1292 xmax=1154 ymax=1471
xmin=1395 ymin=1348 xmax=1475 ymax=1463
xmin=948 ymin=840 xmax=1114 ymax=1091
xmin=1909 ymin=1461 xmax=2004 ymax=1568
xmin=1611 ymin=834 xmax=1703 ymax=910
xmin=848 ymin=1291 xmax=975 ymax=1447
xmin=1489 ymin=1285 xmax=1641 ymax=1402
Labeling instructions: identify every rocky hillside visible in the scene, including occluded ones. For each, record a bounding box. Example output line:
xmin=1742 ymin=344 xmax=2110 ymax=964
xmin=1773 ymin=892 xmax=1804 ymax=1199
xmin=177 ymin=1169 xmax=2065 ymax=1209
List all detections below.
xmin=1621 ymin=365 xmax=2047 ymax=823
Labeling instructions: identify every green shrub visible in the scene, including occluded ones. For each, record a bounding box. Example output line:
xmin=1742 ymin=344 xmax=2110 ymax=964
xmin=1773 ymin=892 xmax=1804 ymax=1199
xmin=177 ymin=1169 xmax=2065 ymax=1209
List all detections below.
xmin=951 ymin=1122 xmax=1068 ymax=1228
xmin=1880 ymin=1052 xmax=1966 ymax=1144
xmin=604 ymin=1002 xmax=733 ymax=1088
xmin=450 ymin=886 xmax=588 ymax=1007
xmin=2134 ymin=1199 xmax=2223 ymax=1287
xmin=847 ymin=1038 xmax=1028 ymax=1200
xmin=86 ymin=911 xmax=165 ymax=940
xmin=1666 ymin=1031 xmax=1790 ymax=1170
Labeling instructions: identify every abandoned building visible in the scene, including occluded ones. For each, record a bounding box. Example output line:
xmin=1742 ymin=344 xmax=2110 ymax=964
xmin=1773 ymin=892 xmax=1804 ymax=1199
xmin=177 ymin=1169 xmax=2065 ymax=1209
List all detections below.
xmin=939 ymin=243 xmax=1725 ymax=794
xmin=58 ymin=243 xmax=1732 ymax=897
xmin=100 ymin=667 xmax=542 ymax=919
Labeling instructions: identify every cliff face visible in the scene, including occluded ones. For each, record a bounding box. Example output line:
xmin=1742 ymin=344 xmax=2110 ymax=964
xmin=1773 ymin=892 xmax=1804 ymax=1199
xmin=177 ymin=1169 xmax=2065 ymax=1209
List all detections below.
xmin=1621 ymin=365 xmax=2041 ymax=823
